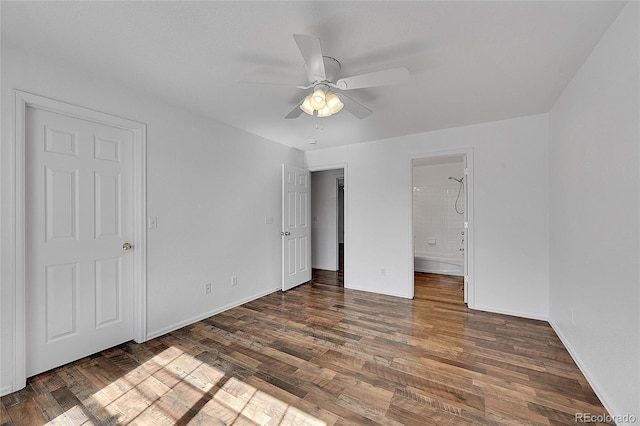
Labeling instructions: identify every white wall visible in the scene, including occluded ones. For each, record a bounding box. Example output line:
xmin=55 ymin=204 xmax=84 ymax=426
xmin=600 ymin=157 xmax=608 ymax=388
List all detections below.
xmin=413 ymin=160 xmax=465 ymax=258
xmin=305 ymin=113 xmax=549 ymax=319
xmin=548 ymin=2 xmax=639 ymax=422
xmin=0 ymin=47 xmax=303 ymax=393
xmin=311 ymin=169 xmax=343 ymax=271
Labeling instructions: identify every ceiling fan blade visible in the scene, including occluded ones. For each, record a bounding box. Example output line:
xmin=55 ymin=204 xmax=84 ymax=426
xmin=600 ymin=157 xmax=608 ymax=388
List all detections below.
xmin=335 ymin=67 xmax=409 ymax=90
xmin=293 ymin=34 xmax=326 ymax=82
xmin=337 ymin=93 xmax=372 ymax=119
xmin=285 ymin=103 xmax=304 ymax=119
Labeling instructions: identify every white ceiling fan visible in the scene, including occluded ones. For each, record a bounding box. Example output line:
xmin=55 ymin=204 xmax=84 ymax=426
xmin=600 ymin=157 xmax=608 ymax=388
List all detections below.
xmin=244 ymin=34 xmax=410 ymax=120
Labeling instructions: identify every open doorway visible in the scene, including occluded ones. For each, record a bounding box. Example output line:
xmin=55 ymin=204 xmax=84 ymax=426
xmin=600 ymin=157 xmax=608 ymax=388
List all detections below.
xmin=411 ymin=153 xmax=471 ymax=305
xmin=310 ymin=168 xmax=344 ymax=287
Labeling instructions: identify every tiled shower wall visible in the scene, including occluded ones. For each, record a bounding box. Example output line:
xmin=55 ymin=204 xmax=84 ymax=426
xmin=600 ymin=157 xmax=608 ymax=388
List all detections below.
xmin=413 ymin=161 xmax=465 ymax=258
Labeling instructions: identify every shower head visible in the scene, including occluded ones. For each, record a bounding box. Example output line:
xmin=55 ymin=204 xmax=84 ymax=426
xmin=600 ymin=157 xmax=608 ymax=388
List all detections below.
xmin=449 ymin=176 xmax=464 ymax=183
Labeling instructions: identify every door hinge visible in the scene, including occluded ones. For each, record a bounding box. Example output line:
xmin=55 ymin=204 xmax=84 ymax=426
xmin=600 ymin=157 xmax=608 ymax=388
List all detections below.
xmin=464 ymin=221 xmax=469 ymax=229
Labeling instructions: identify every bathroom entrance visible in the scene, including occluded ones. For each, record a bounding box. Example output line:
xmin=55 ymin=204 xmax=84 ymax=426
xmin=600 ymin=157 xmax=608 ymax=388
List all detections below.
xmin=411 ymin=152 xmax=471 ymax=304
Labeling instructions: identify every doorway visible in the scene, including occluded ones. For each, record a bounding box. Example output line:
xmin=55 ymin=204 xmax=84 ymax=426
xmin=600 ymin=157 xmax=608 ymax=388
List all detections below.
xmin=411 ymin=151 xmax=472 ymax=305
xmin=310 ymin=168 xmax=345 ymax=287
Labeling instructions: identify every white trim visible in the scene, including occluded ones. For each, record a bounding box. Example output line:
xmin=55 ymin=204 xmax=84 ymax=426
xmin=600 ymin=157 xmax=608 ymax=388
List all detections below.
xmin=132 ymin=125 xmax=147 ymax=343
xmin=146 ymin=286 xmax=280 ymax=341
xmin=307 ymin=163 xmax=348 ymax=173
xmin=10 ymin=91 xmax=147 ymax=392
xmin=12 ymin=91 xmax=26 ymax=395
xmin=549 ymin=321 xmax=618 ymax=420
xmin=334 ymin=175 xmax=341 ymax=270
xmin=409 ymin=148 xmax=474 ymax=305
xmin=346 ymin=285 xmax=408 ymax=300
xmin=473 ymin=304 xmax=548 ymax=322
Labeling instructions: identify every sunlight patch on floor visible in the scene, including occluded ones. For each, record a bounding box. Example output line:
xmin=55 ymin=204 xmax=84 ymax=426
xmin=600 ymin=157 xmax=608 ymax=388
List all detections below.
xmin=48 ymin=346 xmax=326 ymax=425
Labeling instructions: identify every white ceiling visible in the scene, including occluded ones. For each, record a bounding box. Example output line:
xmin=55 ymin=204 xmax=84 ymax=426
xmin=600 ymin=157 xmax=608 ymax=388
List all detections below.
xmin=1 ymin=1 xmax=626 ymax=151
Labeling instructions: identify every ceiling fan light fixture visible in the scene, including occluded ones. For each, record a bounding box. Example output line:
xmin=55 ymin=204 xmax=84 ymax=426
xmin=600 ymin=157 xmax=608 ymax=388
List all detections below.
xmin=299 ymin=85 xmax=344 ymax=118
xmin=317 ymin=92 xmax=344 ymax=117
xmin=310 ymin=88 xmax=327 ymax=109
xmin=325 ymin=92 xmax=344 ymax=115
xmin=300 ymin=96 xmax=315 ymax=115
xmin=316 ymin=105 xmax=332 ymax=118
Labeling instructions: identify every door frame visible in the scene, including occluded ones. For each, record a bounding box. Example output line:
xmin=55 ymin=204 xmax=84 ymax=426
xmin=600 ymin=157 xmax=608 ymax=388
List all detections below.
xmin=409 ymin=148 xmax=474 ymax=306
xmin=335 ymin=175 xmax=344 ymax=271
xmin=308 ymin=163 xmax=348 ymax=287
xmin=9 ymin=91 xmax=147 ymax=392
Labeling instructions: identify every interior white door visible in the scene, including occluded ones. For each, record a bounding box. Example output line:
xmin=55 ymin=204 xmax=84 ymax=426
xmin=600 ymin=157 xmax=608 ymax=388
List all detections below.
xmin=25 ymin=106 xmax=135 ymax=377
xmin=282 ymin=164 xmax=311 ymax=291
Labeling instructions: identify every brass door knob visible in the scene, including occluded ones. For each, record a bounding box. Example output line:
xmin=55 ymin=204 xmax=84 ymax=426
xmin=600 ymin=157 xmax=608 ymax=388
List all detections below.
xmin=122 ymin=242 xmax=133 ymax=251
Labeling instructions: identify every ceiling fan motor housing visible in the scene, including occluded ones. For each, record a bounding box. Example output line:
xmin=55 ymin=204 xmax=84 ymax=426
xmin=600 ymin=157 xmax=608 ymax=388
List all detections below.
xmin=306 ymin=56 xmax=341 ymax=84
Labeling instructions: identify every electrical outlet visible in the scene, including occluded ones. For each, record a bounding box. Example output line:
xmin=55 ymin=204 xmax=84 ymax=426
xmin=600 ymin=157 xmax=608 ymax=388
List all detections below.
xmin=204 ymin=282 xmax=212 ymax=294
xmin=231 ymin=276 xmax=238 ymax=286
xmin=381 ymin=268 xmax=385 ymax=276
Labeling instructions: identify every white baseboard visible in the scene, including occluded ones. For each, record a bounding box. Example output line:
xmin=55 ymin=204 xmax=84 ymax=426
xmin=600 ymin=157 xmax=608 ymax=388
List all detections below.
xmin=548 ymin=320 xmax=625 ymax=425
xmin=470 ymin=304 xmax=548 ymax=322
xmin=345 ymin=284 xmax=411 ymax=299
xmin=145 ymin=286 xmax=280 ymax=341
xmin=414 ymin=267 xmax=463 ymax=276
xmin=312 ymin=265 xmax=338 ymax=271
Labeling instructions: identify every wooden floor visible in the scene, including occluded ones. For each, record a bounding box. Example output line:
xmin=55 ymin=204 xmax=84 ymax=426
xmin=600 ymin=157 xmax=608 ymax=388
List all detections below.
xmin=1 ymin=272 xmax=611 ymax=425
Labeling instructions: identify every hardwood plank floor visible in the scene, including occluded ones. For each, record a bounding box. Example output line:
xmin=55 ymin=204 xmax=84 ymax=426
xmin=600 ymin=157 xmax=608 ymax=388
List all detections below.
xmin=2 ymin=273 xmax=612 ymax=425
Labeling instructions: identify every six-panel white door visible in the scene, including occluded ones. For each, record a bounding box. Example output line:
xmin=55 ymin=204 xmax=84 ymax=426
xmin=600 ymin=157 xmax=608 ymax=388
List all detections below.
xmin=282 ymin=164 xmax=311 ymax=291
xmin=25 ymin=106 xmax=135 ymax=377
